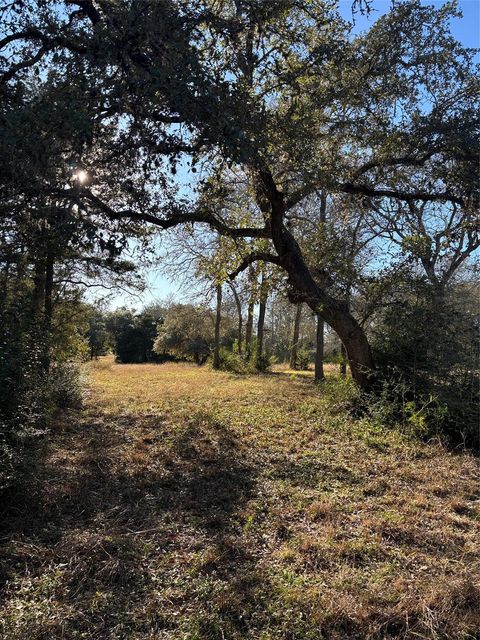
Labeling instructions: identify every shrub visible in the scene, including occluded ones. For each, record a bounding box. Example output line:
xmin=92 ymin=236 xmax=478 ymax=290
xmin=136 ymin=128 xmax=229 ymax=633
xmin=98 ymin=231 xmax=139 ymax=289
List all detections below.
xmin=255 ymin=352 xmax=272 ymax=372
xmin=363 ymin=372 xmax=449 ymax=440
xmin=0 ymin=314 xmax=85 ymax=490
xmin=216 ymin=348 xmax=255 ymax=374
xmin=215 ymin=348 xmax=274 ymax=374
xmin=296 ymin=348 xmax=311 ymax=370
xmin=372 ymin=291 xmax=479 ymax=448
xmin=48 ymin=363 xmax=85 ymax=411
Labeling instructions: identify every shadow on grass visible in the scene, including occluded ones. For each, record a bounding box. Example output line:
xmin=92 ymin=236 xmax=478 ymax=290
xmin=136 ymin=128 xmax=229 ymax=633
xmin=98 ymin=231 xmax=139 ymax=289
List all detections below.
xmin=0 ymin=410 xmax=270 ymax=639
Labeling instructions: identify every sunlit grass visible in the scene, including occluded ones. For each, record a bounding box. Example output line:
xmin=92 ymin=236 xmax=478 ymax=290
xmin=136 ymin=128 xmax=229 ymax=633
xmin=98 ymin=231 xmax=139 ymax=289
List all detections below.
xmin=1 ymin=359 xmax=479 ymax=639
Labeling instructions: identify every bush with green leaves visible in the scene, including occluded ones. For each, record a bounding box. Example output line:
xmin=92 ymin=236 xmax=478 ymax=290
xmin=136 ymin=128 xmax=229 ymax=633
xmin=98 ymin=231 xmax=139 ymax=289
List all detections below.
xmin=372 ymin=285 xmax=479 ymax=448
xmin=296 ymin=347 xmax=311 ymax=371
xmin=216 ymin=348 xmax=253 ymax=374
xmin=0 ymin=295 xmax=87 ymax=489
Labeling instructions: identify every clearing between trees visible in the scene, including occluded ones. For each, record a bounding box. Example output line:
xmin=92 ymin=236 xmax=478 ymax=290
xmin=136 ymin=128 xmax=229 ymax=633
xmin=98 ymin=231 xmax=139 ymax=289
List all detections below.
xmin=1 ymin=359 xmax=479 ymax=640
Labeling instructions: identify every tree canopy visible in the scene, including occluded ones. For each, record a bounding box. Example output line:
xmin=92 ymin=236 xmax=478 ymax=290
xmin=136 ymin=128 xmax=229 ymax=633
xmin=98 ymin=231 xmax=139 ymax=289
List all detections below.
xmin=1 ymin=0 xmax=478 ymax=389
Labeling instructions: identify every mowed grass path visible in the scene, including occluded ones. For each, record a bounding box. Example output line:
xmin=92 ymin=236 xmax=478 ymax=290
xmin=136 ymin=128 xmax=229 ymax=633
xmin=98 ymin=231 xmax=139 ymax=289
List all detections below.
xmin=1 ymin=360 xmax=479 ymax=639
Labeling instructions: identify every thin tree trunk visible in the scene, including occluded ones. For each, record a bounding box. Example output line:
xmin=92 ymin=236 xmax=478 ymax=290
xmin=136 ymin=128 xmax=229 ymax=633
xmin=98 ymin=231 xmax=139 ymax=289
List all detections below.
xmin=245 ymin=299 xmax=254 ymax=360
xmin=32 ymin=255 xmax=46 ymax=320
xmin=229 ymin=281 xmax=243 ymax=355
xmin=339 ymin=289 xmax=351 ymax=378
xmin=289 ymin=303 xmax=302 ymax=369
xmin=256 ymin=272 xmax=268 ymax=369
xmin=44 ymin=247 xmax=54 ymax=332
xmin=43 ymin=247 xmax=55 ymax=371
xmin=270 ymin=298 xmax=275 ymax=354
xmin=212 ymin=283 xmax=222 ymax=369
xmin=315 ymin=315 xmax=325 ymax=381
xmin=315 ymin=191 xmax=326 ymax=382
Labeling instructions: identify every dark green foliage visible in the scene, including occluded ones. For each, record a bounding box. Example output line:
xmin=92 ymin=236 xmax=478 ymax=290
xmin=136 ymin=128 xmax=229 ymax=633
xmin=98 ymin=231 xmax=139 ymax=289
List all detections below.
xmin=296 ymin=347 xmax=311 ymax=371
xmin=216 ymin=348 xmax=254 ymax=374
xmin=216 ymin=347 xmax=270 ymax=374
xmin=0 ymin=297 xmax=84 ymax=489
xmin=372 ymin=284 xmax=479 ymax=448
xmin=108 ymin=308 xmax=164 ymax=364
xmin=86 ymin=310 xmax=110 ymax=359
xmin=254 ymin=352 xmax=272 ymax=373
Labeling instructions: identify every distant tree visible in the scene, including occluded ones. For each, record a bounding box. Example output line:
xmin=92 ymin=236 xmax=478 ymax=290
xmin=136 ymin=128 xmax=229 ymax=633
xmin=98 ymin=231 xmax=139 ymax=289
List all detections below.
xmin=153 ymin=303 xmax=237 ymax=364
xmin=369 ymin=199 xmax=479 ymax=306
xmin=86 ymin=308 xmax=110 ymax=360
xmin=108 ymin=307 xmax=163 ymax=364
xmin=153 ymin=304 xmax=215 ymax=364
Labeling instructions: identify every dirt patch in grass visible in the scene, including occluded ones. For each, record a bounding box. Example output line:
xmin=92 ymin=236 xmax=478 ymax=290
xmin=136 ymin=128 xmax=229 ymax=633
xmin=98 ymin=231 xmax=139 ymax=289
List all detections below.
xmin=1 ymin=359 xmax=479 ymax=639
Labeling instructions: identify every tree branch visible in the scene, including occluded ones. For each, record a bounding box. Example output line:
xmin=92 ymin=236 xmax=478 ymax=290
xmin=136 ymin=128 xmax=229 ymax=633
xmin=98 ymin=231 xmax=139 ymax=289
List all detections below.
xmin=65 ymin=0 xmax=101 ymax=25
xmin=58 ymin=188 xmax=270 ymax=239
xmin=228 ymin=252 xmax=282 ymax=280
xmin=350 ymin=152 xmax=436 ymax=180
xmin=341 ymin=182 xmax=465 ymax=206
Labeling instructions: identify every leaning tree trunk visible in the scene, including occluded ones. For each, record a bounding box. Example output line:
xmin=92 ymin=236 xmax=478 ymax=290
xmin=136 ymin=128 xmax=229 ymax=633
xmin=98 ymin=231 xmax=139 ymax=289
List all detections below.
xmin=289 ymin=303 xmax=302 ymax=369
xmin=260 ymin=172 xmax=374 ymax=389
xmin=315 ymin=315 xmax=325 ymax=382
xmin=212 ymin=283 xmax=222 ymax=369
xmin=255 ymin=272 xmax=268 ymax=369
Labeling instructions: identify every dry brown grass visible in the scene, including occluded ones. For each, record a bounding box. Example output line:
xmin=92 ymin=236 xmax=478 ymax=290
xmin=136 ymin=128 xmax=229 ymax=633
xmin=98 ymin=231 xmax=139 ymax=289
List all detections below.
xmin=0 ymin=357 xmax=479 ymax=639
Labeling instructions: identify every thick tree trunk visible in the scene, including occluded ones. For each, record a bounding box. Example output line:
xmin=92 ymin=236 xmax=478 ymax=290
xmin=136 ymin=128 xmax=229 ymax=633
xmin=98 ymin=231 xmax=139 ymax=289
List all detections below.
xmin=340 ymin=343 xmax=347 ymax=377
xmin=258 ymin=170 xmax=374 ymax=389
xmin=432 ymin=283 xmax=446 ymax=310
xmin=256 ymin=273 xmax=268 ymax=369
xmin=278 ymin=236 xmax=373 ymax=387
xmin=212 ymin=283 xmax=222 ymax=369
xmin=315 ymin=315 xmax=325 ymax=382
xmin=245 ymin=299 xmax=254 ymax=360
xmin=289 ymin=303 xmax=302 ymax=369
xmin=229 ymin=282 xmax=243 ymax=355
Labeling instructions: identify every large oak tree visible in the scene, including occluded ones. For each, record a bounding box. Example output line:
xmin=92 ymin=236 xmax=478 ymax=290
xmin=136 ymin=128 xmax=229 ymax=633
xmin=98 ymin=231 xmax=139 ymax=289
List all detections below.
xmin=1 ymin=0 xmax=478 ymax=387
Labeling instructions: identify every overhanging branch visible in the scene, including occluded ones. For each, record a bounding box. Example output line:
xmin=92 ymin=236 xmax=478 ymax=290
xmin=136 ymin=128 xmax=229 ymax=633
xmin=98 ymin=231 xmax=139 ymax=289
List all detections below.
xmin=341 ymin=182 xmax=465 ymax=206
xmin=57 ymin=188 xmax=270 ymax=239
xmin=228 ymin=252 xmax=282 ymax=280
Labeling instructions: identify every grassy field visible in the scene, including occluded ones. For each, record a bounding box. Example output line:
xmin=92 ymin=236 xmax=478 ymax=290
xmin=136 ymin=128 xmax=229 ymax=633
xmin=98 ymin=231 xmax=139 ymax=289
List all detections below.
xmin=1 ymin=359 xmax=479 ymax=639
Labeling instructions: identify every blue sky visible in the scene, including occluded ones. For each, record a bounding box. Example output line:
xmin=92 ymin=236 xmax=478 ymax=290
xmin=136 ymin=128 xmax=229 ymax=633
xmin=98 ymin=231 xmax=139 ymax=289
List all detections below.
xmin=340 ymin=0 xmax=479 ymax=50
xmin=107 ymin=0 xmax=480 ymax=309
